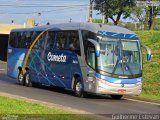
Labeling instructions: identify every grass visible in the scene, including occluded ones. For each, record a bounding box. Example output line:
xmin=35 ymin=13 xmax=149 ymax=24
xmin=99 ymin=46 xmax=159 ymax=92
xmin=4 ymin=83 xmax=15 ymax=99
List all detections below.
xmin=135 ymin=31 xmax=160 ymax=101
xmin=0 ymin=96 xmax=94 ymax=120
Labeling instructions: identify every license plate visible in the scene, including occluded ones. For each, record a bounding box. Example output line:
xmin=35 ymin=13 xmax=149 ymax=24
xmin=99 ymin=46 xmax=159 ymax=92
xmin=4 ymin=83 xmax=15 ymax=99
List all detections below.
xmin=118 ymin=89 xmax=126 ymax=93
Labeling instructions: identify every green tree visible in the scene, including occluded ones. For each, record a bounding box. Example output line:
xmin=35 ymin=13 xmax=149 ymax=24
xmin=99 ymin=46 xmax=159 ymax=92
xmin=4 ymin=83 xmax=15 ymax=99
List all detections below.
xmin=130 ymin=6 xmax=145 ymax=30
xmin=154 ymin=18 xmax=160 ymax=30
xmin=124 ymin=22 xmax=137 ymax=31
xmin=93 ymin=0 xmax=136 ymax=25
xmin=92 ymin=18 xmax=108 ymax=24
xmin=136 ymin=0 xmax=160 ymax=30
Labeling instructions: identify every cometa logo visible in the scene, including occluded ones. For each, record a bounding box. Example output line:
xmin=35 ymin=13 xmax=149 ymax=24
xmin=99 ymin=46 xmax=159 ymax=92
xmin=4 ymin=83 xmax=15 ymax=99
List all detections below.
xmin=47 ymin=52 xmax=67 ymax=62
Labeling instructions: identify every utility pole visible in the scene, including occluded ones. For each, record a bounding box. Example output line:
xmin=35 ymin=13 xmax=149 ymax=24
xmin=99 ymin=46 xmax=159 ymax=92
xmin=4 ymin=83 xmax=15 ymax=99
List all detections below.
xmin=102 ymin=2 xmax=105 ymax=24
xmin=89 ymin=0 xmax=93 ymax=22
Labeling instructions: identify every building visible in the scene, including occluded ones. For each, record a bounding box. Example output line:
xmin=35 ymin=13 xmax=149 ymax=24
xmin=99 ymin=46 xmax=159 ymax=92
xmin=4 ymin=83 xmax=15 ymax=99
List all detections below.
xmin=0 ymin=18 xmax=35 ymax=61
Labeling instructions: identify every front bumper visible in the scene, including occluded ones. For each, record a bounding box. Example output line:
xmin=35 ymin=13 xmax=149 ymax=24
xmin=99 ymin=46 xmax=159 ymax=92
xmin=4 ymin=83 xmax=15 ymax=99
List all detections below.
xmin=95 ymin=78 xmax=142 ymax=95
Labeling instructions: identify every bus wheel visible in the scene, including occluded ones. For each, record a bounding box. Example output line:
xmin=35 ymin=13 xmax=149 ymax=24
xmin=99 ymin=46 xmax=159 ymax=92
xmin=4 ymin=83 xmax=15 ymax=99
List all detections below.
xmin=24 ymin=71 xmax=32 ymax=87
xmin=17 ymin=69 xmax=24 ymax=85
xmin=111 ymin=95 xmax=123 ymax=99
xmin=73 ymin=78 xmax=85 ymax=97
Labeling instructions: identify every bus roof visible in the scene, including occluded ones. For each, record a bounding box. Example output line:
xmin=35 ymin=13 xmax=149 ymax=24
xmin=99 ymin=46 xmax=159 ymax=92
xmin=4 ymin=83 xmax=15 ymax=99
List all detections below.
xmin=11 ymin=22 xmax=137 ymax=39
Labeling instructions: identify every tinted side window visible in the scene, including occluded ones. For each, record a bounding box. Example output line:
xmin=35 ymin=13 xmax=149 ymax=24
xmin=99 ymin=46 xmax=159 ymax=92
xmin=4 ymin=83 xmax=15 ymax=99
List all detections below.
xmin=34 ymin=32 xmax=46 ymax=49
xmin=9 ymin=32 xmax=18 ymax=48
xmin=55 ymin=32 xmax=67 ymax=50
xmin=24 ymin=32 xmax=32 ymax=48
xmin=19 ymin=32 xmax=28 ymax=48
xmin=67 ymin=31 xmax=81 ymax=56
xmin=46 ymin=31 xmax=56 ymax=50
xmin=87 ymin=41 xmax=96 ymax=69
xmin=9 ymin=31 xmax=34 ymax=48
xmin=82 ymin=30 xmax=96 ymax=57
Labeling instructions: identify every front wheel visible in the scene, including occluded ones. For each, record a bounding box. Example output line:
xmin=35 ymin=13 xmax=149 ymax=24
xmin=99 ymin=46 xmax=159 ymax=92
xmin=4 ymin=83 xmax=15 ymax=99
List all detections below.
xmin=24 ymin=71 xmax=32 ymax=87
xmin=73 ymin=78 xmax=86 ymax=97
xmin=111 ymin=95 xmax=123 ymax=99
xmin=17 ymin=69 xmax=24 ymax=85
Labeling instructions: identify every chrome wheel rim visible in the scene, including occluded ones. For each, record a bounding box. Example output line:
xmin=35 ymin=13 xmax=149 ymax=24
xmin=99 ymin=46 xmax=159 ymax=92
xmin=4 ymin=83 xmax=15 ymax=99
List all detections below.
xmin=19 ymin=73 xmax=23 ymax=82
xmin=76 ymin=82 xmax=82 ymax=92
xmin=25 ymin=74 xmax=29 ymax=85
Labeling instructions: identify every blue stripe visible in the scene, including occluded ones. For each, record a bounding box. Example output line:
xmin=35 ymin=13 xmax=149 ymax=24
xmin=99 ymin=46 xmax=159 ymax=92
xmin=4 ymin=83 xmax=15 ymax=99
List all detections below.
xmin=147 ymin=53 xmax=151 ymax=61
xmin=95 ymin=73 xmax=142 ymax=84
xmin=96 ymin=50 xmax=100 ymax=57
xmin=97 ymin=31 xmax=138 ymax=39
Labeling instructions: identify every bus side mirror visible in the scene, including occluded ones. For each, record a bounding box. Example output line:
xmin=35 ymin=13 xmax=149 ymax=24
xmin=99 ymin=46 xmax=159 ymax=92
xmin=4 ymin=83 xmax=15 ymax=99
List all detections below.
xmin=147 ymin=53 xmax=151 ymax=61
xmin=88 ymin=39 xmax=100 ymax=57
xmin=96 ymin=50 xmax=100 ymax=57
xmin=141 ymin=44 xmax=151 ymax=61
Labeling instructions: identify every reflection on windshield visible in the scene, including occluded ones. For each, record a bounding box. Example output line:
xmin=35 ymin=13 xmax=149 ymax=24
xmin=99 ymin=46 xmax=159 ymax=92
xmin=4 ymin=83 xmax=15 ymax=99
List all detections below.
xmin=98 ymin=37 xmax=142 ymax=76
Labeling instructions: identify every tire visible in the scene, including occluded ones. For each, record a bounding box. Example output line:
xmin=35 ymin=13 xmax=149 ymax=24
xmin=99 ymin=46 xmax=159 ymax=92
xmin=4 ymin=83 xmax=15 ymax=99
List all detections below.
xmin=111 ymin=95 xmax=123 ymax=99
xmin=17 ymin=69 xmax=24 ymax=85
xmin=73 ymin=77 xmax=86 ymax=97
xmin=24 ymin=71 xmax=32 ymax=87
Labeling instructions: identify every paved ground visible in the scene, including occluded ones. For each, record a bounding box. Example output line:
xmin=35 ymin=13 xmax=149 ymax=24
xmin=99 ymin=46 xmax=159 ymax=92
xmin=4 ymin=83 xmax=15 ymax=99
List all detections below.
xmin=0 ymin=63 xmax=160 ymax=119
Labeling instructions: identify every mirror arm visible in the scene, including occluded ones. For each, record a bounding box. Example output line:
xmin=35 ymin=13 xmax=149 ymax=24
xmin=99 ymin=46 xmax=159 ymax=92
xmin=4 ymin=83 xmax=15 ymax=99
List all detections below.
xmin=88 ymin=39 xmax=100 ymax=57
xmin=141 ymin=44 xmax=151 ymax=61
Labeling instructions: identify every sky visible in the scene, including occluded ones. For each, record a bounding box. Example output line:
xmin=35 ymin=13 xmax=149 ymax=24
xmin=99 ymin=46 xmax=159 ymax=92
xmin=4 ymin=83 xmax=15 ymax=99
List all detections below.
xmin=0 ymin=0 xmax=101 ymax=25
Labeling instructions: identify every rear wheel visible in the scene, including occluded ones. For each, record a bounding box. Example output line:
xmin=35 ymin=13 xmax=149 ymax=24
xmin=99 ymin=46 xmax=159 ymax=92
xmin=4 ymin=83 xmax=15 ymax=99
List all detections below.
xmin=111 ymin=95 xmax=123 ymax=99
xmin=24 ymin=71 xmax=32 ymax=87
xmin=17 ymin=69 xmax=24 ymax=85
xmin=73 ymin=77 xmax=86 ymax=97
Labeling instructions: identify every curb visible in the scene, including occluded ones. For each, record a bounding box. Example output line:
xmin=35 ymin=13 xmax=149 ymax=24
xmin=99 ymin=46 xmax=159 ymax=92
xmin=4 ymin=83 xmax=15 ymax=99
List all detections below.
xmin=124 ymin=95 xmax=160 ymax=104
xmin=0 ymin=92 xmax=109 ymax=120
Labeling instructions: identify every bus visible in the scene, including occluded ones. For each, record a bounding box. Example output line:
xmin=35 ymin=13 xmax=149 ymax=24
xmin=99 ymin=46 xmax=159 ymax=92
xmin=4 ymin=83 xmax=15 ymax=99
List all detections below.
xmin=7 ymin=22 xmax=151 ymax=99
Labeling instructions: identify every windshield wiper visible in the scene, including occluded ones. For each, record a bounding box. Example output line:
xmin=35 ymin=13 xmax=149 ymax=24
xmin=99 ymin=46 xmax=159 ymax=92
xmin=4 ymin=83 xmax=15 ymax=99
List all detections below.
xmin=111 ymin=58 xmax=135 ymax=77
xmin=111 ymin=59 xmax=119 ymax=76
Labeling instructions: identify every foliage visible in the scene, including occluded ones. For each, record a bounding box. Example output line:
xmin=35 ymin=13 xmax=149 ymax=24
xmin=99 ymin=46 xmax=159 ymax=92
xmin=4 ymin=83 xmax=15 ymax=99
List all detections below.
xmin=154 ymin=18 xmax=160 ymax=30
xmin=130 ymin=6 xmax=145 ymax=29
xmin=92 ymin=18 xmax=108 ymax=24
xmin=135 ymin=31 xmax=160 ymax=100
xmin=137 ymin=0 xmax=160 ymax=30
xmin=93 ymin=0 xmax=136 ymax=25
xmin=0 ymin=96 xmax=94 ymax=120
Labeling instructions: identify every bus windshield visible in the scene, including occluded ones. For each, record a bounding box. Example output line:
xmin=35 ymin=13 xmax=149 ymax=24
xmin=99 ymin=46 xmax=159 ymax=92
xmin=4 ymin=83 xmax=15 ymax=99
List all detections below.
xmin=98 ymin=37 xmax=142 ymax=77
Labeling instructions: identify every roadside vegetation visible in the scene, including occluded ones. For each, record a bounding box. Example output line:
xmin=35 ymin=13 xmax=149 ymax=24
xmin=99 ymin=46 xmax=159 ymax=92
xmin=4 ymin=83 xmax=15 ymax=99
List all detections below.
xmin=0 ymin=96 xmax=94 ymax=120
xmin=136 ymin=31 xmax=160 ymax=100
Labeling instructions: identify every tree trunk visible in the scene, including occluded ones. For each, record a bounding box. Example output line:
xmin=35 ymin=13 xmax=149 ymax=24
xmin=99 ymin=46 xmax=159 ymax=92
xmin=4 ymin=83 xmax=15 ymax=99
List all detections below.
xmin=109 ymin=12 xmax=122 ymax=25
xmin=105 ymin=16 xmax=108 ymax=23
xmin=150 ymin=14 xmax=156 ymax=30
xmin=109 ymin=16 xmax=116 ymax=25
xmin=115 ymin=12 xmax=122 ymax=25
xmin=149 ymin=6 xmax=153 ymax=30
xmin=144 ymin=10 xmax=149 ymax=30
xmin=150 ymin=6 xmax=156 ymax=30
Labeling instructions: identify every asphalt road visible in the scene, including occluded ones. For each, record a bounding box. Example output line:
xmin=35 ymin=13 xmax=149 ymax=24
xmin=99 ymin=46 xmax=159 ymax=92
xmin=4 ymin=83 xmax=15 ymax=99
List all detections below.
xmin=0 ymin=63 xmax=159 ymax=119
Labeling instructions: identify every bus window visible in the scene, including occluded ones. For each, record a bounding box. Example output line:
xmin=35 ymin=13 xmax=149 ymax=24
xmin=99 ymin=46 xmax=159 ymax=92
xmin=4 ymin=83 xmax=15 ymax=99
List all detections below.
xmin=82 ymin=30 xmax=96 ymax=55
xmin=82 ymin=30 xmax=96 ymax=66
xmin=67 ymin=31 xmax=81 ymax=56
xmin=9 ymin=32 xmax=18 ymax=48
xmin=86 ymin=41 xmax=96 ymax=69
xmin=34 ymin=32 xmax=45 ymax=49
xmin=46 ymin=31 xmax=56 ymax=50
xmin=15 ymin=32 xmax=20 ymax=47
xmin=55 ymin=32 xmax=67 ymax=50
xmin=25 ymin=32 xmax=32 ymax=48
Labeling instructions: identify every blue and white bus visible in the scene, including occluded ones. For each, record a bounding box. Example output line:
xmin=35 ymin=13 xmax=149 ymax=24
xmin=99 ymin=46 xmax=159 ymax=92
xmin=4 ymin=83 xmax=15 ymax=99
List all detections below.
xmin=7 ymin=23 xmax=151 ymax=99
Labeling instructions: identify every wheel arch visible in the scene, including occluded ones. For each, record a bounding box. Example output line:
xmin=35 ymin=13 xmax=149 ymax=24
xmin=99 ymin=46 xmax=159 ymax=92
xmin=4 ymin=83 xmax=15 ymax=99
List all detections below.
xmin=71 ymin=73 xmax=84 ymax=90
xmin=17 ymin=66 xmax=29 ymax=72
xmin=18 ymin=66 xmax=22 ymax=71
